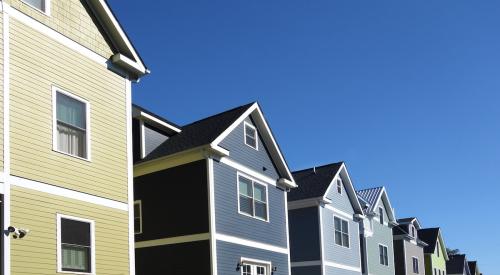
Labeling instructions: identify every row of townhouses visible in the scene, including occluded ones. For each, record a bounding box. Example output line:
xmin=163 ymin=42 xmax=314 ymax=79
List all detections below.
xmin=0 ymin=1 xmax=484 ymax=275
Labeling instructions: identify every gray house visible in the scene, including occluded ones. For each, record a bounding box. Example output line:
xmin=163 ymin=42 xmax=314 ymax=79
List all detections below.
xmin=357 ymin=187 xmax=398 ymax=275
xmin=288 ymin=162 xmax=365 ymax=275
xmin=393 ymin=218 xmax=428 ymax=275
xmin=132 ymin=102 xmax=297 ymax=275
xmin=447 ymin=255 xmax=472 ymax=275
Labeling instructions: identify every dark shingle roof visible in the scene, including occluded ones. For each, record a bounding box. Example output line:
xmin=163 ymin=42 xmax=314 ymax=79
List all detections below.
xmin=140 ymin=102 xmax=255 ymax=162
xmin=132 ymin=104 xmax=181 ymax=129
xmin=447 ymin=255 xmax=467 ymax=274
xmin=288 ymin=162 xmax=343 ymax=201
xmin=418 ymin=228 xmax=440 ymax=254
xmin=356 ymin=187 xmax=384 ymax=213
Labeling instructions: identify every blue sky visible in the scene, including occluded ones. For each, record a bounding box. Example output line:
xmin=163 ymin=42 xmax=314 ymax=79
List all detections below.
xmin=110 ymin=0 xmax=499 ymax=273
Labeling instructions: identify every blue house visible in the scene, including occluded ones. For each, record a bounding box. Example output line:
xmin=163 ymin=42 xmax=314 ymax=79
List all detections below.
xmin=287 ymin=162 xmax=365 ymax=275
xmin=132 ymin=103 xmax=297 ymax=275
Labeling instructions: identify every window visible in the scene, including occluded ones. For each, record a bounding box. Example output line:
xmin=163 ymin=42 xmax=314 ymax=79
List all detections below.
xmin=411 ymin=226 xmax=416 ymax=238
xmin=412 ymin=257 xmax=419 ymax=273
xmin=57 ymin=215 xmax=94 ymax=274
xmin=379 ymin=207 xmax=384 ymax=224
xmin=134 ymin=201 xmax=142 ymax=234
xmin=54 ymin=89 xmax=90 ymax=159
xmin=436 ymin=241 xmax=440 ymax=257
xmin=336 ymin=178 xmax=343 ymax=194
xmin=240 ymin=261 xmax=268 ymax=275
xmin=434 ymin=268 xmax=437 ymax=275
xmin=22 ymin=0 xmax=49 ymax=13
xmin=379 ymin=244 xmax=389 ymax=266
xmin=334 ymin=217 xmax=349 ymax=248
xmin=244 ymin=122 xmax=258 ymax=150
xmin=238 ymin=175 xmax=268 ymax=221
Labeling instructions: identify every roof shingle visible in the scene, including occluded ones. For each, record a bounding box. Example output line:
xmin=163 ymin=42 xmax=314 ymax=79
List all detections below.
xmin=288 ymin=162 xmax=343 ymax=201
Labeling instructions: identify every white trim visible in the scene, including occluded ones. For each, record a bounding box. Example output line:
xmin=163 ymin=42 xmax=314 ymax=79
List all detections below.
xmin=220 ymin=157 xmax=276 ymax=186
xmin=20 ymin=0 xmax=51 ymax=16
xmin=324 ymin=205 xmax=354 ymax=221
xmin=237 ymin=172 xmax=270 ymax=223
xmin=322 ymin=163 xmax=364 ymax=214
xmin=5 ymin=4 xmax=107 ymax=66
xmin=240 ymin=258 xmax=271 ymax=275
xmin=135 ymin=233 xmax=210 ymax=249
xmin=216 ymin=233 xmax=289 ymax=255
xmin=324 ymin=261 xmax=362 ymax=272
xmin=9 ymin=176 xmax=128 ymax=211
xmin=284 ymin=192 xmax=291 ymax=275
xmin=133 ymin=200 xmax=142 ymax=234
xmin=243 ymin=121 xmax=258 ymax=150
xmin=56 ymin=213 xmax=96 ymax=275
xmin=139 ymin=119 xmax=146 ymax=158
xmin=318 ymin=206 xmax=325 ymax=275
xmin=291 ymin=261 xmax=322 ymax=267
xmin=125 ymin=79 xmax=136 ymax=275
xmin=52 ymin=86 xmax=92 ymax=161
xmin=139 ymin=111 xmax=181 ymax=133
xmin=207 ymin=158 xmax=218 ymax=275
xmin=287 ymin=197 xmax=322 ymax=210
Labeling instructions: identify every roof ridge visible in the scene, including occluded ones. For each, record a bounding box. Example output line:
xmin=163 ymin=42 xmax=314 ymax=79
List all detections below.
xmin=182 ymin=102 xmax=255 ymax=128
xmin=292 ymin=161 xmax=344 ymax=174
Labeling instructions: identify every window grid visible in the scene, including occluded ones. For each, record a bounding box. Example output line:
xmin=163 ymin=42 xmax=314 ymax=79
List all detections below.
xmin=134 ymin=201 xmax=142 ymax=234
xmin=379 ymin=207 xmax=384 ymax=224
xmin=244 ymin=122 xmax=258 ymax=150
xmin=238 ymin=175 xmax=268 ymax=221
xmin=412 ymin=257 xmax=419 ymax=274
xmin=58 ymin=214 xmax=94 ymax=274
xmin=379 ymin=244 xmax=389 ymax=266
xmin=334 ymin=217 xmax=350 ymax=248
xmin=337 ymin=178 xmax=342 ymax=194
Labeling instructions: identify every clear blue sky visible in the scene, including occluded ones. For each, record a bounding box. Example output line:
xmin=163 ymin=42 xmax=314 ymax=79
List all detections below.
xmin=110 ymin=0 xmax=499 ymax=273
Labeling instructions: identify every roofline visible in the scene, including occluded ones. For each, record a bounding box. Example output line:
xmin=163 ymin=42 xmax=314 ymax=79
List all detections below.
xmin=322 ymin=163 xmax=364 ymax=215
xmin=132 ymin=104 xmax=182 ymax=133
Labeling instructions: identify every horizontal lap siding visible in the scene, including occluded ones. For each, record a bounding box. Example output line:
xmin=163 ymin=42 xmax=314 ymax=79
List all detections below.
xmin=366 ymin=221 xmax=395 ymax=275
xmin=9 ymin=19 xmax=128 ymax=202
xmin=10 ymin=186 xmax=130 ymax=275
xmin=324 ymin=175 xmax=355 ymax=215
xmin=404 ymin=241 xmax=425 ymax=275
xmin=325 ymin=266 xmax=362 ymax=275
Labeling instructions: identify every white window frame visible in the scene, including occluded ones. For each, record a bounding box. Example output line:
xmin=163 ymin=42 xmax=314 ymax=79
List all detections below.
xmin=21 ymin=0 xmax=51 ymax=16
xmin=52 ymin=86 xmax=91 ymax=161
xmin=56 ymin=213 xmax=96 ymax=275
xmin=333 ymin=216 xmax=350 ymax=248
xmin=237 ymin=172 xmax=269 ymax=222
xmin=412 ymin=257 xmax=419 ymax=274
xmin=244 ymin=121 xmax=259 ymax=150
xmin=436 ymin=240 xmax=440 ymax=257
xmin=336 ymin=177 xmax=343 ymax=195
xmin=379 ymin=207 xmax=384 ymax=225
xmin=378 ymin=244 xmax=389 ymax=266
xmin=240 ymin=257 xmax=271 ymax=275
xmin=134 ymin=200 xmax=143 ymax=235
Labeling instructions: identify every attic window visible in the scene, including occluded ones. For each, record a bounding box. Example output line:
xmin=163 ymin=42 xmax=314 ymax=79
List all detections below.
xmin=336 ymin=178 xmax=343 ymax=195
xmin=244 ymin=122 xmax=258 ymax=150
xmin=22 ymin=0 xmax=49 ymax=14
xmin=379 ymin=207 xmax=384 ymax=225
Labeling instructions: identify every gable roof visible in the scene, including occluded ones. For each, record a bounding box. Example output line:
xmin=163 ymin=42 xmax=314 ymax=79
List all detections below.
xmin=356 ymin=186 xmax=397 ymax=222
xmin=418 ymin=228 xmax=449 ymax=260
xmin=394 ymin=217 xmax=422 ymax=235
xmin=132 ymin=104 xmax=181 ymax=132
xmin=85 ymin=0 xmax=148 ymax=79
xmin=447 ymin=255 xmax=471 ymax=275
xmin=137 ymin=102 xmax=296 ymax=188
xmin=289 ymin=162 xmax=364 ymax=214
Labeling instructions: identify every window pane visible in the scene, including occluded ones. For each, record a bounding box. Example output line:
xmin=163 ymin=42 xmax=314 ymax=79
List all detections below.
xmin=255 ymin=201 xmax=267 ymax=220
xmin=62 ymin=244 xmax=90 ymax=272
xmin=335 ymin=231 xmax=342 ymax=245
xmin=57 ymin=93 xmax=86 ymax=129
xmin=257 ymin=266 xmax=266 ymax=275
xmin=342 ymin=233 xmax=349 ymax=247
xmin=245 ymin=125 xmax=257 ymax=148
xmin=239 ymin=177 xmax=253 ymax=197
xmin=334 ymin=217 xmax=341 ymax=231
xmin=61 ymin=218 xmax=91 ymax=246
xmin=242 ymin=264 xmax=251 ymax=275
xmin=23 ymin=0 xmax=45 ymax=10
xmin=57 ymin=123 xmax=86 ymax=158
xmin=239 ymin=195 xmax=253 ymax=216
xmin=134 ymin=218 xmax=141 ymax=234
xmin=254 ymin=184 xmax=266 ymax=202
xmin=342 ymin=220 xmax=349 ymax=234
xmin=134 ymin=203 xmax=141 ymax=219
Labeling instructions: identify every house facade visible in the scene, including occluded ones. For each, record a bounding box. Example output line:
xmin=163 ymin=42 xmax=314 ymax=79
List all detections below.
xmin=418 ymin=228 xmax=449 ymax=275
xmin=447 ymin=255 xmax=471 ymax=275
xmin=0 ymin=0 xmax=147 ymax=275
xmin=287 ymin=162 xmax=365 ymax=275
xmin=393 ymin=218 xmax=427 ymax=275
xmin=357 ymin=187 xmax=398 ymax=275
xmin=132 ymin=102 xmax=296 ymax=275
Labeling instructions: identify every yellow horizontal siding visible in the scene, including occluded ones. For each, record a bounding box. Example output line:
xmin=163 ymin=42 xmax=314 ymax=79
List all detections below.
xmin=9 ymin=18 xmax=129 ymax=202
xmin=10 ymin=186 xmax=130 ymax=275
xmin=8 ymin=0 xmax=114 ymax=58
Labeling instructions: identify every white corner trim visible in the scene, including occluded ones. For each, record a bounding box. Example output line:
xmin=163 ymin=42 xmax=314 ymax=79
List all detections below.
xmin=125 ymin=79 xmax=136 ymax=275
xmin=215 ymin=233 xmax=289 ymax=255
xmin=9 ymin=176 xmax=128 ymax=211
xmin=318 ymin=206 xmax=325 ymax=275
xmin=139 ymin=119 xmax=146 ymax=159
xmin=139 ymin=111 xmax=181 ymax=133
xmin=135 ymin=233 xmax=210 ymax=249
xmin=220 ymin=157 xmax=277 ymax=186
xmin=207 ymin=158 xmax=218 ymax=275
xmin=56 ymin=213 xmax=96 ymax=275
xmin=5 ymin=4 xmax=107 ymax=66
xmin=284 ymin=192 xmax=291 ymax=275
xmin=324 ymin=261 xmax=362 ymax=272
xmin=291 ymin=261 xmax=322 ymax=268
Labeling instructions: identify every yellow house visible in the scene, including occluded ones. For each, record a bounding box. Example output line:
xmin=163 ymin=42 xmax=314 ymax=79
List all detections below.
xmin=0 ymin=0 xmax=148 ymax=274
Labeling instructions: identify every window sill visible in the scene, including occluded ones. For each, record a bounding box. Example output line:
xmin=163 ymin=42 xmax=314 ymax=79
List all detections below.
xmin=20 ymin=0 xmax=51 ymax=17
xmin=238 ymin=211 xmax=270 ymax=223
xmin=58 ymin=270 xmax=94 ymax=275
xmin=53 ymin=149 xmax=91 ymax=163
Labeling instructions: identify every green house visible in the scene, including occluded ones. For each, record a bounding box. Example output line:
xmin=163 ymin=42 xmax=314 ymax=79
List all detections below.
xmin=418 ymin=228 xmax=449 ymax=275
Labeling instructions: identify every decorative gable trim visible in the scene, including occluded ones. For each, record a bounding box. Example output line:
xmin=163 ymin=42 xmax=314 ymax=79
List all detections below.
xmin=322 ymin=163 xmax=364 ymax=215
xmin=370 ymin=187 xmax=397 ymax=224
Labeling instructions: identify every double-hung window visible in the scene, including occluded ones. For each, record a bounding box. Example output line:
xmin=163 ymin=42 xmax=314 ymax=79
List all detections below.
xmin=54 ymin=89 xmax=89 ymax=159
xmin=334 ymin=217 xmax=349 ymax=248
xmin=57 ymin=214 xmax=94 ymax=274
xmin=238 ymin=175 xmax=268 ymax=221
xmin=336 ymin=178 xmax=343 ymax=194
xmin=379 ymin=207 xmax=384 ymax=225
xmin=241 ymin=261 xmax=268 ymax=275
xmin=134 ymin=201 xmax=142 ymax=234
xmin=22 ymin=0 xmax=49 ymax=13
xmin=379 ymin=244 xmax=389 ymax=266
xmin=244 ymin=122 xmax=258 ymax=150
xmin=412 ymin=257 xmax=419 ymax=273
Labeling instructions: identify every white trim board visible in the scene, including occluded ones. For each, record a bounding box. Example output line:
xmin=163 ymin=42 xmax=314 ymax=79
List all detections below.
xmin=324 ymin=261 xmax=362 ymax=272
xmin=125 ymin=79 xmax=136 ymax=275
xmin=215 ymin=233 xmax=289 ymax=255
xmin=324 ymin=205 xmax=354 ymax=221
xmin=10 ymin=176 xmax=128 ymax=211
xmin=220 ymin=157 xmax=277 ymax=186
xmin=135 ymin=233 xmax=210 ymax=249
xmin=207 ymin=158 xmax=218 ymax=275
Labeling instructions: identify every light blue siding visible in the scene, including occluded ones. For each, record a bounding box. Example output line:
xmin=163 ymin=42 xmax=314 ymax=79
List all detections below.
xmin=325 ymin=265 xmax=363 ymax=275
xmin=219 ymin=117 xmax=280 ymax=179
xmin=324 ymin=175 xmax=355 ymax=219
xmin=213 ymin=160 xmax=288 ymax=247
xmin=217 ymin=241 xmax=289 ymax=275
xmin=365 ymin=221 xmax=395 ymax=275
xmin=289 ymin=207 xmax=320 ymax=262
xmin=291 ymin=266 xmax=322 ymax=275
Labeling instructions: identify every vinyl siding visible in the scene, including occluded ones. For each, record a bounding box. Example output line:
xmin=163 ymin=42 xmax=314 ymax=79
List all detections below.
xmin=9 ymin=18 xmax=128 ymax=202
xmin=8 ymin=0 xmax=114 ymax=58
xmin=403 ymin=241 xmax=425 ymax=275
xmin=325 ymin=265 xmax=363 ymax=275
xmin=10 ymin=186 xmax=130 ymax=275
xmin=324 ymin=175 xmax=355 ymax=215
xmin=365 ymin=221 xmax=395 ymax=275
xmin=289 ymin=207 xmax=320 ymax=262
xmin=0 ymin=13 xmax=4 ymax=172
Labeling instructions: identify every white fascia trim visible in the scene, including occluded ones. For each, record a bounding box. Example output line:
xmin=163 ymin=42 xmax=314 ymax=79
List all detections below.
xmin=3 ymin=12 xmax=11 ymax=275
xmin=287 ymin=197 xmax=322 ymax=210
xmin=220 ymin=157 xmax=277 ymax=186
xmin=135 ymin=233 xmax=210 ymax=249
xmin=10 ymin=176 xmax=128 ymax=211
xmin=284 ymin=192 xmax=292 ymax=275
xmin=139 ymin=111 xmax=181 ymax=133
xmin=125 ymin=79 xmax=136 ymax=275
xmin=324 ymin=205 xmax=354 ymax=221
xmin=207 ymin=159 xmax=218 ymax=275
xmin=111 ymin=53 xmax=145 ymax=76
xmin=291 ymin=261 xmax=322 ymax=267
xmin=324 ymin=261 xmax=362 ymax=273
xmin=215 ymin=233 xmax=289 ymax=255
xmin=5 ymin=4 xmax=107 ymax=66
